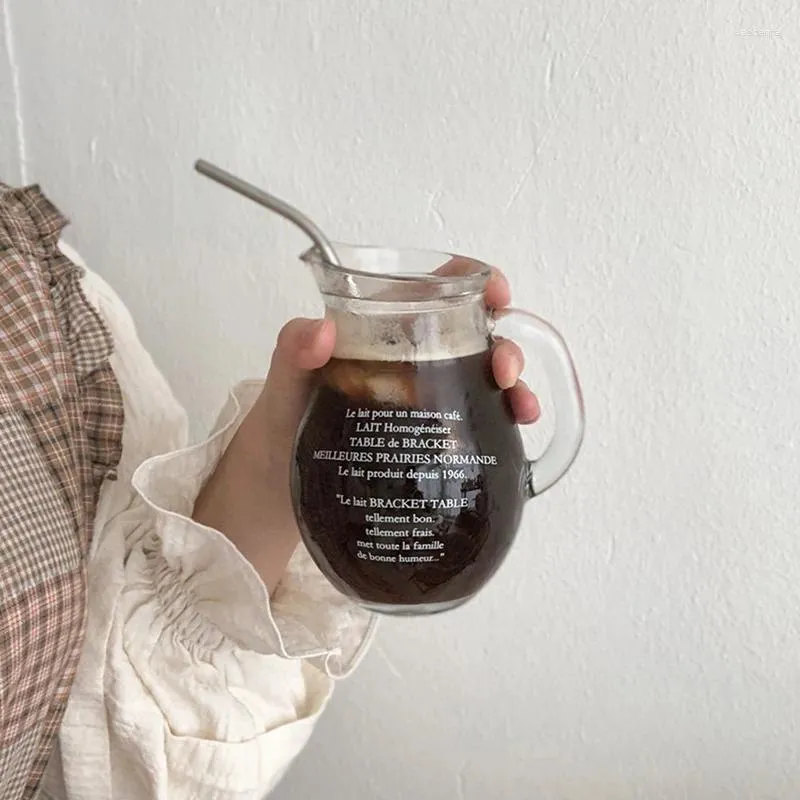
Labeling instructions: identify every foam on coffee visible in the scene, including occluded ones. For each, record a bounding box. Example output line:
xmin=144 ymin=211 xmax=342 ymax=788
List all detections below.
xmin=324 ymin=302 xmax=492 ymax=407
xmin=326 ymin=302 xmax=490 ymax=363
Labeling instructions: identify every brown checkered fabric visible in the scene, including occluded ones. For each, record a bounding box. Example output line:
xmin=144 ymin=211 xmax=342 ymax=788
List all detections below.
xmin=0 ymin=183 xmax=124 ymax=799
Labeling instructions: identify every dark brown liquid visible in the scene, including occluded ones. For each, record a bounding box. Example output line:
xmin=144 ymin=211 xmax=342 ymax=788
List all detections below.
xmin=292 ymin=352 xmax=527 ymax=611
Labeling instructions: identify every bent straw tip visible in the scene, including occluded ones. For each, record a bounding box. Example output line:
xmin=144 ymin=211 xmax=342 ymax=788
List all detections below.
xmin=194 ymin=158 xmax=215 ymax=175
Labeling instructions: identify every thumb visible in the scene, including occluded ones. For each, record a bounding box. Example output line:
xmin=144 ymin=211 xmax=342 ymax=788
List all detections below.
xmin=260 ymin=317 xmax=335 ymax=447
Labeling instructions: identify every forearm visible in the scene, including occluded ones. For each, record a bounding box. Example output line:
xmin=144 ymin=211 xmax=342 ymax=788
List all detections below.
xmin=193 ymin=388 xmax=300 ymax=595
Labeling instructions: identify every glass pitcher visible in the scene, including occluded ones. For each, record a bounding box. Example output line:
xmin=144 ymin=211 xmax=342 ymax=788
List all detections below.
xmin=291 ymin=243 xmax=584 ymax=616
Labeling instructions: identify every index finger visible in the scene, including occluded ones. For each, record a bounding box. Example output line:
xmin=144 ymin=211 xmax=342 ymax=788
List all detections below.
xmin=434 ymin=257 xmax=511 ymax=309
xmin=483 ymin=267 xmax=511 ymax=309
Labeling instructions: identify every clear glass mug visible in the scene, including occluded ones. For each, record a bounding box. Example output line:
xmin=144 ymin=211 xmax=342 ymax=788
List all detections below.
xmin=291 ymin=244 xmax=584 ymax=616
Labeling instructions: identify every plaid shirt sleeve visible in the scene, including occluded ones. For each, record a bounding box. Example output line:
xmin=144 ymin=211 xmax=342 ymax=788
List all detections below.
xmin=0 ymin=184 xmax=124 ymax=800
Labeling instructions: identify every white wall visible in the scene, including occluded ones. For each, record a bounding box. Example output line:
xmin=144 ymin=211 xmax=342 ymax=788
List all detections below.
xmin=1 ymin=1 xmax=21 ymax=183
xmin=6 ymin=0 xmax=800 ymax=797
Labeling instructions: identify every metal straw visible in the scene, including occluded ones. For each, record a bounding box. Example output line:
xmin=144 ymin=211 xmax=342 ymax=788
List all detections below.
xmin=194 ymin=159 xmax=341 ymax=267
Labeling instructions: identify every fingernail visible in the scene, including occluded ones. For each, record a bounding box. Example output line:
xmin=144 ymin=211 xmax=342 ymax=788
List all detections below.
xmin=505 ymin=353 xmax=523 ymax=387
xmin=302 ymin=319 xmax=325 ymax=349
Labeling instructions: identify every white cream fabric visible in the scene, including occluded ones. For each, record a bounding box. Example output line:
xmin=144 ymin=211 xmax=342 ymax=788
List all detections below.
xmin=41 ymin=244 xmax=376 ymax=799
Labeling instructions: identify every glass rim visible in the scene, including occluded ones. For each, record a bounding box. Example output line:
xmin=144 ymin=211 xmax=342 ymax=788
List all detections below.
xmin=300 ymin=242 xmax=493 ymax=287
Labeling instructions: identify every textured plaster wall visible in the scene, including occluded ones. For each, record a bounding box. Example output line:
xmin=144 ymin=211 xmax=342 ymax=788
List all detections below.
xmin=5 ymin=1 xmax=800 ymax=798
xmin=0 ymin=0 xmax=22 ymax=183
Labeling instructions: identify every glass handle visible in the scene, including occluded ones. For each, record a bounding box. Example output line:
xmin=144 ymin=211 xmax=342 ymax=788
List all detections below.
xmin=491 ymin=307 xmax=585 ymax=497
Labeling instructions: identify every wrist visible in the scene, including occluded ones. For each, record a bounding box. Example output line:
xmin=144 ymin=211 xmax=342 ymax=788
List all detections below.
xmin=226 ymin=387 xmax=284 ymax=476
xmin=192 ymin=386 xmax=301 ymax=594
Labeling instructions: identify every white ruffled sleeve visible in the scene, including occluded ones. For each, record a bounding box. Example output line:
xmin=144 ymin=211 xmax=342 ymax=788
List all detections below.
xmin=117 ymin=383 xmax=375 ymax=796
xmin=46 ymin=249 xmax=376 ymax=800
